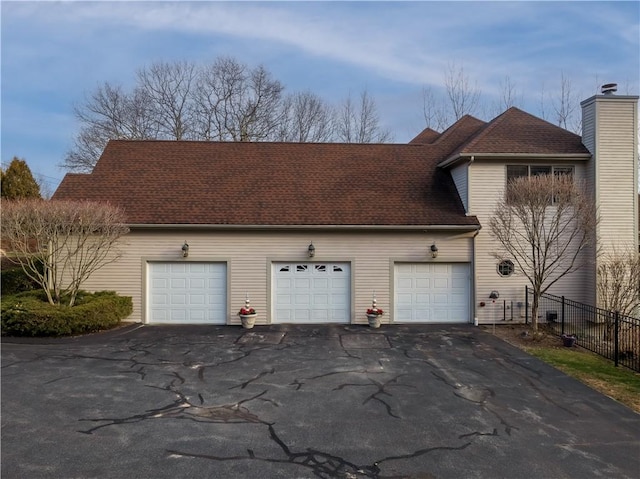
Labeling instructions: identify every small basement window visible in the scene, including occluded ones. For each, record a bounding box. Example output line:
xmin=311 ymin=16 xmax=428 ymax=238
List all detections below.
xmin=497 ymin=260 xmax=514 ymax=277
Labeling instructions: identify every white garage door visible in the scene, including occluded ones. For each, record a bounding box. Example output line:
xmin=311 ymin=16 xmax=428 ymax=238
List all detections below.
xmin=148 ymin=262 xmax=227 ymax=324
xmin=273 ymin=263 xmax=350 ymax=323
xmin=395 ymin=263 xmax=470 ymax=323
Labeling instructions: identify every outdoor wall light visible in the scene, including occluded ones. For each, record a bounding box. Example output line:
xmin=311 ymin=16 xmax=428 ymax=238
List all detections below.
xmin=430 ymin=243 xmax=438 ymax=258
xmin=489 ymin=290 xmax=499 ymax=302
xmin=182 ymin=241 xmax=189 ymax=258
xmin=308 ymin=242 xmax=315 ymax=258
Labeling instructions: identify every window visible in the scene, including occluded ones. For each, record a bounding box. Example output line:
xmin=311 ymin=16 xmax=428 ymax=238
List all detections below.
xmin=314 ymin=265 xmax=327 ymax=272
xmin=497 ymin=260 xmax=514 ymax=277
xmin=296 ymin=265 xmax=308 ymax=272
xmin=506 ymin=165 xmax=573 ymax=180
xmin=506 ymin=165 xmax=574 ymax=203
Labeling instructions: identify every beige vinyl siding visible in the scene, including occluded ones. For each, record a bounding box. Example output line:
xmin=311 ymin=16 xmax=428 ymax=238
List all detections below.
xmin=79 ymin=229 xmax=473 ymax=325
xmin=582 ymin=96 xmax=639 ymax=307
xmin=450 ymin=164 xmax=469 ymax=213
xmin=593 ymin=99 xmax=638 ymax=252
xmin=469 ymin=160 xmax=590 ymax=323
xmin=580 ymin=98 xmax=597 ymax=306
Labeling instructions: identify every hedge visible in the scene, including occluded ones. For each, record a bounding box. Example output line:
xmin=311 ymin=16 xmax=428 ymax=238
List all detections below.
xmin=1 ymin=266 xmax=39 ymax=295
xmin=1 ymin=290 xmax=133 ymax=337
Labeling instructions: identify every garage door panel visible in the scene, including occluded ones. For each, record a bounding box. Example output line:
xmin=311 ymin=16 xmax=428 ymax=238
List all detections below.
xmin=294 ymin=294 xmax=311 ymax=305
xmin=273 ymin=262 xmax=350 ymax=324
xmin=414 ymin=264 xmax=430 ymax=273
xmin=315 ymin=294 xmax=329 ymax=305
xmin=190 ymin=294 xmax=205 ymax=305
xmin=433 ymin=278 xmax=449 ymax=288
xmin=415 ymin=293 xmax=430 ymax=305
xmin=148 ymin=262 xmax=227 ymax=324
xmin=171 ymin=294 xmax=186 ymax=305
xmin=312 ymin=310 xmax=329 ymax=321
xmin=395 ymin=263 xmax=469 ymax=324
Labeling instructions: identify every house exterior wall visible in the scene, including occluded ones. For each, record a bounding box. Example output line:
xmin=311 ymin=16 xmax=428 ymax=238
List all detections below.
xmin=469 ymin=159 xmax=591 ymax=323
xmin=581 ymin=94 xmax=639 ymax=307
xmin=450 ymin=164 xmax=469 ymax=213
xmin=82 ymin=229 xmax=474 ymax=325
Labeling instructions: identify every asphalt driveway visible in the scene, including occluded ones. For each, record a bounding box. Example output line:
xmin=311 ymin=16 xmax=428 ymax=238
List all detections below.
xmin=2 ymin=324 xmax=639 ymax=478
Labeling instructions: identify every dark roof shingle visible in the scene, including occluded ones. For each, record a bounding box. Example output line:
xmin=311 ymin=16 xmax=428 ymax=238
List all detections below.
xmin=52 ymin=107 xmax=588 ymax=227
xmin=53 ymin=141 xmax=478 ymax=227
xmin=453 ymin=107 xmax=589 ymax=156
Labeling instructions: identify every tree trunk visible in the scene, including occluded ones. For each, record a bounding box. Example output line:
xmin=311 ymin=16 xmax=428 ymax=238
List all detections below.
xmin=531 ymin=293 xmax=539 ymax=331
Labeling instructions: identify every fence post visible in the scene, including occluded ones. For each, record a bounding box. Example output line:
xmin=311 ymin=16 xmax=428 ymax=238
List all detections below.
xmin=561 ymin=296 xmax=565 ymax=336
xmin=525 ymin=287 xmax=529 ymax=325
xmin=614 ymin=311 xmax=619 ymax=368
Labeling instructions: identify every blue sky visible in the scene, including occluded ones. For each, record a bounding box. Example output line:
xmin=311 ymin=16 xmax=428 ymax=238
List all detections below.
xmin=2 ymin=1 xmax=639 ymax=194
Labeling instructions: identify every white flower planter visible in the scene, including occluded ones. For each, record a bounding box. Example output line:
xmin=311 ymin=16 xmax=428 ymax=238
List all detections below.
xmin=367 ymin=313 xmax=382 ymax=328
xmin=239 ymin=314 xmax=257 ymax=329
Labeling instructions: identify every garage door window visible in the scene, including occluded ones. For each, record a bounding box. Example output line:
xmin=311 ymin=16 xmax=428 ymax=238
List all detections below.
xmin=273 ymin=262 xmax=350 ymax=323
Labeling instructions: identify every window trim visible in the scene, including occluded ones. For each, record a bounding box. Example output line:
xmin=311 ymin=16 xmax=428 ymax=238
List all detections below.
xmin=497 ymin=259 xmax=514 ymax=277
xmin=505 ymin=164 xmax=574 ymax=204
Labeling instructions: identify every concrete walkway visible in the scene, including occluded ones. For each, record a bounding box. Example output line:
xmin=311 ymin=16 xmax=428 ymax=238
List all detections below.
xmin=2 ymin=324 xmax=639 ymax=478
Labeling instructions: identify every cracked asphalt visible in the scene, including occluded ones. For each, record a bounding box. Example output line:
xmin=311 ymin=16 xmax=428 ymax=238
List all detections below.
xmin=2 ymin=324 xmax=639 ymax=478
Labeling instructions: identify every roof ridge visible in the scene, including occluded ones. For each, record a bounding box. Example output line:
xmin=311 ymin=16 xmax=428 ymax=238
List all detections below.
xmin=455 ymin=107 xmax=518 ymax=152
xmin=106 ymin=138 xmax=414 ymax=147
xmin=432 ymin=115 xmax=483 ymax=144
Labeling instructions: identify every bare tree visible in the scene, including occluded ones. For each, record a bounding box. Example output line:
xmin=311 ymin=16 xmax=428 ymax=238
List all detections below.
xmin=421 ymin=86 xmax=449 ymax=131
xmin=63 ymin=83 xmax=157 ymax=171
xmin=597 ymin=249 xmax=640 ymax=318
xmin=489 ymin=76 xmax=522 ymax=117
xmin=1 ymin=199 xmax=129 ymax=306
xmin=420 ymin=63 xmax=482 ymax=131
xmin=489 ymin=174 xmax=598 ymax=331
xmin=277 ymin=91 xmax=334 ymax=142
xmin=537 ymin=72 xmax=583 ymax=134
xmin=137 ymin=61 xmax=197 ymax=140
xmin=335 ymin=89 xmax=392 ymax=143
xmin=194 ymin=57 xmax=284 ymax=142
xmin=552 ymin=71 xmax=579 ymax=133
xmin=444 ymin=63 xmax=481 ymax=121
xmin=65 ymin=57 xmax=394 ymax=171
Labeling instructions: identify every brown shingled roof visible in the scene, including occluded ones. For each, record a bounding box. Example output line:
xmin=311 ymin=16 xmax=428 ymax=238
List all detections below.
xmin=53 ymin=108 xmax=587 ymax=227
xmin=452 ymin=107 xmax=589 ymax=156
xmin=53 ymin=140 xmax=479 ymax=227
xmin=409 ymin=127 xmax=440 ymax=144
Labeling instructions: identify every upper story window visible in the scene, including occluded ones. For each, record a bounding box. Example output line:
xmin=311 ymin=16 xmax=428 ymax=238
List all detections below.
xmin=506 ymin=165 xmax=574 ymax=181
xmin=506 ymin=165 xmax=574 ymax=203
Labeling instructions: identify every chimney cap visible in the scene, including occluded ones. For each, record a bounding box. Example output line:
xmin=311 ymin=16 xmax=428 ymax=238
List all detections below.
xmin=601 ymin=83 xmax=617 ymax=95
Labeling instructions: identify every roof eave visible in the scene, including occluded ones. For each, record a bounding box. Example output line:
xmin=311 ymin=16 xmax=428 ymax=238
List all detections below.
xmin=128 ymin=223 xmax=481 ymax=232
xmin=438 ymin=152 xmax=592 ymax=168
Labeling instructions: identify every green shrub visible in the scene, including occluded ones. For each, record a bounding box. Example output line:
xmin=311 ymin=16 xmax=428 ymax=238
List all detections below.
xmin=1 ymin=290 xmax=133 ymax=337
xmin=1 ymin=266 xmax=38 ymax=295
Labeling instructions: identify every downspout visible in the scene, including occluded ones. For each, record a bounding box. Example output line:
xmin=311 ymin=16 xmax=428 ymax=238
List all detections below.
xmin=471 ymin=227 xmax=480 ymax=326
xmin=468 ymin=155 xmax=479 ymax=326
xmin=467 ymin=155 xmax=474 ymax=216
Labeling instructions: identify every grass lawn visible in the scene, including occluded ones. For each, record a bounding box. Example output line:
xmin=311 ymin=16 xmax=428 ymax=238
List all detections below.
xmin=525 ymin=347 xmax=640 ymax=413
xmin=487 ymin=325 xmax=640 ymax=414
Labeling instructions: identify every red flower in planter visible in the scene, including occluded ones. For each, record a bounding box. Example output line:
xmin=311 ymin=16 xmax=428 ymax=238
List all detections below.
xmin=239 ymin=307 xmax=256 ymax=315
xmin=367 ymin=308 xmax=383 ymax=316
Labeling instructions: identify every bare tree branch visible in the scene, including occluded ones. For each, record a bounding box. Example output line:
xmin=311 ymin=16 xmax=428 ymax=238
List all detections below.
xmin=336 ymin=89 xmax=392 ymax=143
xmin=1 ymin=199 xmax=129 ymax=306
xmin=489 ymin=174 xmax=598 ymax=330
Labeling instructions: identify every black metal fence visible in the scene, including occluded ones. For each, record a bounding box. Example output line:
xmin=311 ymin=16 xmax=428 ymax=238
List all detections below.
xmin=525 ymin=287 xmax=640 ymax=373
